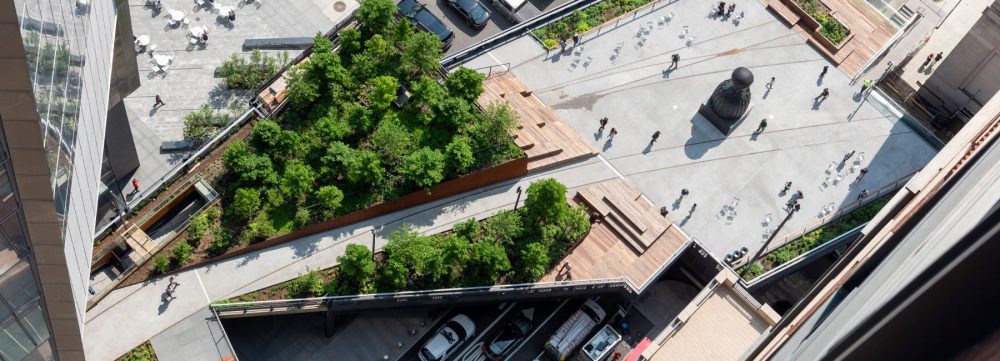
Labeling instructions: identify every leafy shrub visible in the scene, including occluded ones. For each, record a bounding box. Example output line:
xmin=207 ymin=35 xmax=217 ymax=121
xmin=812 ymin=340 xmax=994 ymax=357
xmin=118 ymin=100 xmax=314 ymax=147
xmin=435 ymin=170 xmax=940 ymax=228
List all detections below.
xmin=315 ymin=185 xmax=344 ymax=214
xmin=152 ymin=254 xmax=170 ymax=275
xmin=171 ymin=242 xmax=194 ymax=265
xmin=218 ymin=49 xmax=288 ymax=89
xmin=232 ymin=188 xmax=261 ymax=221
xmin=187 ymin=212 xmax=210 ymax=243
xmin=286 ymin=270 xmax=325 ymax=297
xmin=183 ymin=105 xmax=229 ymax=142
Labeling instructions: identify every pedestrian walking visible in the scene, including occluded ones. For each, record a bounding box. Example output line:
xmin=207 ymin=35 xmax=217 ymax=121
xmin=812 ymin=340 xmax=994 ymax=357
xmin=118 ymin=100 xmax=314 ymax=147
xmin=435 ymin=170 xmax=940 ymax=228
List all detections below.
xmin=934 ymin=52 xmax=943 ymax=64
xmin=815 ymin=88 xmax=829 ymax=101
xmin=559 ymin=38 xmax=566 ymax=53
xmin=820 ymin=65 xmax=828 ymax=78
xmin=681 ymin=188 xmax=690 ymax=197
xmin=131 ymin=178 xmax=140 ymax=193
xmin=782 ymin=181 xmax=792 ymax=192
xmin=922 ymin=54 xmax=933 ymax=67
xmin=857 ymin=189 xmax=869 ymax=201
xmin=766 ymin=77 xmax=775 ymax=89
xmin=861 ymin=79 xmax=873 ymax=94
xmin=855 ymin=167 xmax=869 ymax=181
xmin=650 ymin=130 xmax=661 ymax=144
xmin=660 ymin=206 xmax=669 ymax=216
xmin=670 ymin=53 xmax=680 ymax=68
xmin=599 ymin=117 xmax=608 ymax=131
xmin=727 ymin=3 xmax=735 ymax=15
xmin=572 ymin=34 xmax=580 ymax=46
xmin=154 ymin=95 xmax=165 ymax=108
xmin=756 ymin=118 xmax=767 ymax=132
xmin=166 ymin=288 xmax=176 ymax=300
xmin=795 ymin=190 xmax=804 ymax=200
xmin=690 ymin=203 xmax=698 ymax=214
xmin=609 ymin=128 xmax=618 ymax=139
xmin=717 ymin=1 xmax=726 ymax=15
xmin=843 ymin=150 xmax=856 ymax=164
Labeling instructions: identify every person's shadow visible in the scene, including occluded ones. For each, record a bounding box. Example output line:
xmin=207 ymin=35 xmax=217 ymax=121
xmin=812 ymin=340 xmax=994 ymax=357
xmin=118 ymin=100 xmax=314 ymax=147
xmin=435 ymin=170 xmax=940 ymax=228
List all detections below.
xmin=672 ymin=196 xmax=683 ymax=210
xmin=762 ymin=86 xmax=772 ymax=99
xmin=642 ymin=142 xmax=653 ymax=154
xmin=750 ymin=130 xmax=761 ymax=141
xmin=816 ymin=75 xmax=825 ymax=86
xmin=594 ymin=128 xmax=604 ymax=140
xmin=158 ymin=291 xmax=173 ymax=315
xmin=602 ymin=138 xmax=613 ymax=152
xmin=811 ymin=98 xmax=823 ymax=110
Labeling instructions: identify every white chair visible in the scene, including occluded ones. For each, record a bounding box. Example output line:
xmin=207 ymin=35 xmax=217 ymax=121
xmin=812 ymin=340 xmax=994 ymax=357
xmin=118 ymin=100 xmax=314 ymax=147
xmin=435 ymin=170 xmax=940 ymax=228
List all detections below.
xmin=195 ymin=0 xmax=205 ymax=5
xmin=855 ymin=152 xmax=865 ymax=164
xmin=764 ymin=213 xmax=772 ymax=225
xmin=826 ymin=161 xmax=836 ymax=174
xmin=190 ymin=37 xmax=199 ymax=45
xmin=167 ymin=18 xmax=177 ymax=27
xmin=582 ymin=57 xmax=592 ymax=68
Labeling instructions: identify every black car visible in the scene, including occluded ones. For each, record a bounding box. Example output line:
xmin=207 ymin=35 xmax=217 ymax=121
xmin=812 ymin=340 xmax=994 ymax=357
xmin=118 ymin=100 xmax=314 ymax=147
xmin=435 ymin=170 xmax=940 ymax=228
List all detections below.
xmin=398 ymin=0 xmax=455 ymax=49
xmin=445 ymin=0 xmax=491 ymax=30
xmin=484 ymin=312 xmax=532 ymax=359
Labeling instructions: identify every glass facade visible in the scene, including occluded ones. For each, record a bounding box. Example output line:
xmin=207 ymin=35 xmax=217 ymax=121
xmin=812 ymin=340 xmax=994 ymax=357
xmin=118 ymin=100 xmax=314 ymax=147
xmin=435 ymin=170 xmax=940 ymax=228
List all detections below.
xmin=0 ymin=138 xmax=54 ymax=361
xmin=15 ymin=0 xmax=90 ymax=230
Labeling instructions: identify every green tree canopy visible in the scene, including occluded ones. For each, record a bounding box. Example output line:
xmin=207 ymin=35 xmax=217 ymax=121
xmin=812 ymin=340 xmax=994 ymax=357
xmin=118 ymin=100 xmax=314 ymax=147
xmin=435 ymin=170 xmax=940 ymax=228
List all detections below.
xmin=482 ymin=210 xmax=524 ymax=246
xmin=440 ymin=234 xmax=470 ymax=282
xmin=520 ymin=242 xmax=550 ymax=280
xmin=315 ymin=185 xmax=344 ymax=213
xmin=368 ymin=115 xmax=414 ymax=164
xmin=409 ymin=77 xmax=448 ymax=125
xmin=280 ymin=160 xmax=316 ymax=198
xmin=383 ymin=227 xmax=447 ymax=284
xmin=228 ymin=152 xmax=278 ymax=187
xmin=232 ymin=188 xmax=261 ymax=221
xmin=336 ymin=244 xmax=375 ymax=293
xmin=402 ymin=31 xmax=442 ymax=76
xmin=366 ymin=76 xmax=399 ymax=110
xmin=355 ymin=0 xmax=397 ymax=37
xmin=401 ymin=147 xmax=445 ymax=190
xmin=524 ymin=178 xmax=568 ymax=225
xmin=445 ymin=67 xmax=486 ymax=103
xmin=467 ymin=241 xmax=511 ymax=285
xmin=445 ymin=135 xmax=475 ymax=174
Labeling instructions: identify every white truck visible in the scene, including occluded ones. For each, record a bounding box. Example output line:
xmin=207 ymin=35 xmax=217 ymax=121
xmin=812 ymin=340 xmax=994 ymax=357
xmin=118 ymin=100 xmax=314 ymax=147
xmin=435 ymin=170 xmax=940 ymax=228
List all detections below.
xmin=544 ymin=300 xmax=607 ymax=361
xmin=489 ymin=0 xmax=528 ymax=23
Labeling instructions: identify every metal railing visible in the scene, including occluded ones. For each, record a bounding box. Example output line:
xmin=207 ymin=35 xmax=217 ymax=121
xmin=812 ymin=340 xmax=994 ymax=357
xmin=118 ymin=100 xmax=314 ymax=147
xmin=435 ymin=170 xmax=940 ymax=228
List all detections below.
xmin=743 ymin=223 xmax=866 ymax=289
xmin=212 ymin=277 xmax=636 ymax=315
xmin=752 ymin=171 xmax=916 ymax=258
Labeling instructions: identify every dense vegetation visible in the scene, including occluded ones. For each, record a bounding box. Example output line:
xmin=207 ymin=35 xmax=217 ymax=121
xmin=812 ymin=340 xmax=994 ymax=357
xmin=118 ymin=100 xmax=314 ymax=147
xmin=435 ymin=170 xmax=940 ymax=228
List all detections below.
xmin=183 ymin=104 xmax=235 ymax=142
xmin=795 ymin=0 xmax=851 ymax=44
xmin=117 ymin=341 xmax=157 ymax=361
xmin=207 ymin=0 xmax=522 ymax=255
xmin=741 ymin=197 xmax=888 ymax=280
xmin=328 ymin=178 xmax=591 ymax=294
xmin=218 ymin=49 xmax=289 ymax=89
xmin=532 ymin=0 xmax=655 ymax=48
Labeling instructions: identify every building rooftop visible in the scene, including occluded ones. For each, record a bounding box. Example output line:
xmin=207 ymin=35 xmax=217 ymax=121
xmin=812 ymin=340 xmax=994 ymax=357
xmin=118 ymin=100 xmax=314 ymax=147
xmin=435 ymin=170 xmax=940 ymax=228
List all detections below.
xmin=644 ymin=269 xmax=780 ymax=361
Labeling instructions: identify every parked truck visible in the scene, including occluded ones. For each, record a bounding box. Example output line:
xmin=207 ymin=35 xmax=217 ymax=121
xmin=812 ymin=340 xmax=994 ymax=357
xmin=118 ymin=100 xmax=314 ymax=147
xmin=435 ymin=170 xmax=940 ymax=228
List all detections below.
xmin=489 ymin=0 xmax=528 ymax=23
xmin=544 ymin=299 xmax=607 ymax=361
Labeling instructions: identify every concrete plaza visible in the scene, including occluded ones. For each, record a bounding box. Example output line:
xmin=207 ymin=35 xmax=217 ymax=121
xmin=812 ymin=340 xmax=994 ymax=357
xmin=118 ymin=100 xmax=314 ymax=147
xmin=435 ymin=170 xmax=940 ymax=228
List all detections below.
xmin=117 ymin=0 xmax=353 ymax=203
xmin=462 ymin=0 xmax=937 ymax=257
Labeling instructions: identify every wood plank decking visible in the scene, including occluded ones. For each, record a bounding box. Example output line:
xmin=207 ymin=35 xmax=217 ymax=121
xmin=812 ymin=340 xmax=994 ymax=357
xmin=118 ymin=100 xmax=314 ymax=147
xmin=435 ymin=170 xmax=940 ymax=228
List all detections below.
xmin=542 ymin=180 xmax=688 ymax=288
xmin=479 ymin=72 xmax=598 ymax=171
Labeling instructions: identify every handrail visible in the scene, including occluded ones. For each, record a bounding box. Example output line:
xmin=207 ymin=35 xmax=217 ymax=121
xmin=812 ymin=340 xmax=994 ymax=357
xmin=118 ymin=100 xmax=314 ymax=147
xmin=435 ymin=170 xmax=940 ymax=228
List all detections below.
xmin=212 ymin=277 xmax=636 ymax=313
xmin=742 ymin=223 xmax=866 ymax=288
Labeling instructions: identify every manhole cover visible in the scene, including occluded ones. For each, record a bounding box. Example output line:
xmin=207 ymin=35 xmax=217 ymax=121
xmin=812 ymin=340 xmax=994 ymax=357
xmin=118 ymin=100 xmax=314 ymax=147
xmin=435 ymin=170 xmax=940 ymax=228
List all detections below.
xmin=334 ymin=1 xmax=346 ymax=11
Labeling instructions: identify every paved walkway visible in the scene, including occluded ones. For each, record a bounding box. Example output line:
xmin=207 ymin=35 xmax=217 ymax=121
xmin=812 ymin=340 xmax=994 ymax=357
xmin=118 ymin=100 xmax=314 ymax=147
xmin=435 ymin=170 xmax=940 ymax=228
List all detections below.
xmin=461 ymin=0 xmax=938 ymax=259
xmin=150 ymin=307 xmax=235 ymax=361
xmin=83 ymin=157 xmax=620 ymax=360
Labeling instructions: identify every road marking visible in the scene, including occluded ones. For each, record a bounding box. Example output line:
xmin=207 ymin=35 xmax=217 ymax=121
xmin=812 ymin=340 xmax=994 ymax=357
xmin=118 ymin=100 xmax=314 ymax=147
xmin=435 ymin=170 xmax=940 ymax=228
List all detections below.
xmin=505 ymin=299 xmax=570 ymax=361
xmin=193 ymin=270 xmax=211 ymax=304
xmin=487 ymin=52 xmax=507 ymax=71
xmin=455 ymin=302 xmax=517 ymax=361
xmin=598 ymin=153 xmax=627 ymax=180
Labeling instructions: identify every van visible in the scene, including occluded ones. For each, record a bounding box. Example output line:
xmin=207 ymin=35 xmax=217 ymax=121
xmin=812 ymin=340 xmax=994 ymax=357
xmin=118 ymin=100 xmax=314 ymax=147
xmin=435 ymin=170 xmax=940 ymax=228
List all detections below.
xmin=544 ymin=300 xmax=607 ymax=361
xmin=489 ymin=0 xmax=527 ymax=23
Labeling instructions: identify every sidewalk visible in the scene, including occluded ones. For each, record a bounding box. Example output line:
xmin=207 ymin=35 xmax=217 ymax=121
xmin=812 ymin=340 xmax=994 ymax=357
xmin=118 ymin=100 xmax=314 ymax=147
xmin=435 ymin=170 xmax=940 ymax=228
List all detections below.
xmin=83 ymin=157 xmax=619 ymax=360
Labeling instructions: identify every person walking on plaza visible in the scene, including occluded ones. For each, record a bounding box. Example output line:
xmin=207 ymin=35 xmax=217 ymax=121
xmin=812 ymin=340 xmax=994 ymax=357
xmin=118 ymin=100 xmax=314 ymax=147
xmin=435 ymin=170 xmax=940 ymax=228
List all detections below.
xmin=727 ymin=3 xmax=735 ymax=15
xmin=154 ymin=95 xmax=165 ymax=108
xmin=670 ymin=53 xmax=680 ymax=69
xmin=608 ymin=128 xmax=618 ymax=139
xmin=815 ymin=88 xmax=829 ymax=101
xmin=857 ymin=189 xmax=869 ymax=201
xmin=922 ymin=53 xmax=933 ymax=67
xmin=855 ymin=167 xmax=869 ymax=182
xmin=131 ymin=178 xmax=140 ymax=194
xmin=781 ymin=181 xmax=792 ymax=193
xmin=650 ymin=130 xmax=661 ymax=144
xmin=861 ymin=79 xmax=873 ymax=94
xmin=599 ymin=117 xmax=608 ymax=131
xmin=681 ymin=188 xmax=690 ymax=197
xmin=572 ymin=34 xmax=580 ymax=46
xmin=717 ymin=1 xmax=726 ymax=16
xmin=766 ymin=77 xmax=775 ymax=90
xmin=820 ymin=65 xmax=828 ymax=78
xmin=933 ymin=52 xmax=943 ymax=64
xmin=756 ymin=118 xmax=767 ymax=133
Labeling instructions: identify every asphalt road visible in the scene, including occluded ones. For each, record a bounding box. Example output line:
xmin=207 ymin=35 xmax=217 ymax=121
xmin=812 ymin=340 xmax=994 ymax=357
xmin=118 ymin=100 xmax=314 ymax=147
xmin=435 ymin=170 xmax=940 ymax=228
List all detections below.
xmin=399 ymin=303 xmax=510 ymax=360
xmin=408 ymin=0 xmax=573 ymax=56
xmin=448 ymin=300 xmax=566 ymax=361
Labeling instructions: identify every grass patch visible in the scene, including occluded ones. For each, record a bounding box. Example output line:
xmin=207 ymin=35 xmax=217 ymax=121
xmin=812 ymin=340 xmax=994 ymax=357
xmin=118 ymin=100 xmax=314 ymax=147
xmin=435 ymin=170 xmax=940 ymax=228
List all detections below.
xmin=741 ymin=197 xmax=889 ymax=281
xmin=794 ymin=0 xmax=851 ymax=44
xmin=118 ymin=341 xmax=158 ymax=361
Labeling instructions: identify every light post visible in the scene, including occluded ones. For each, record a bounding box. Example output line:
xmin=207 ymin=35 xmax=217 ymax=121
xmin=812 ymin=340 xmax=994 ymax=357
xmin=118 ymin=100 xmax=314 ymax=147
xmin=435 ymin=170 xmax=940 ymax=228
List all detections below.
xmin=514 ymin=186 xmax=523 ymax=209
xmin=740 ymin=205 xmax=798 ymax=278
xmin=371 ymin=227 xmax=376 ymax=262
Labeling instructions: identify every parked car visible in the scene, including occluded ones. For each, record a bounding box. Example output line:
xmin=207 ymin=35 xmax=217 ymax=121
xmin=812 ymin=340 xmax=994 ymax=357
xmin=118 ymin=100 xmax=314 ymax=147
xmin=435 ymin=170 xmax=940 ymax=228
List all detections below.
xmin=485 ymin=310 xmax=533 ymax=359
xmin=489 ymin=0 xmax=527 ymax=23
xmin=398 ymin=0 xmax=455 ymax=49
xmin=445 ymin=0 xmax=491 ymax=29
xmin=545 ymin=299 xmax=606 ymax=361
xmin=419 ymin=314 xmax=476 ymax=361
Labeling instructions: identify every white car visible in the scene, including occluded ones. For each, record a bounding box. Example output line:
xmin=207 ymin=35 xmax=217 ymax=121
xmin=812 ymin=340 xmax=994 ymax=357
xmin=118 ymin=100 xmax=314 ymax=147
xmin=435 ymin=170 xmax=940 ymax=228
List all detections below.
xmin=419 ymin=314 xmax=476 ymax=361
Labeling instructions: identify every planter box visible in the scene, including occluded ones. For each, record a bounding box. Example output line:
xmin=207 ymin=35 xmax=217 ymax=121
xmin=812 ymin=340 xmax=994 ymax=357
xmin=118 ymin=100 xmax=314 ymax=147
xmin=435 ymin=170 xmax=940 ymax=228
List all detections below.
xmin=779 ymin=0 xmax=852 ymax=51
xmin=781 ymin=0 xmax=820 ymax=30
xmin=169 ymin=156 xmax=530 ymax=274
xmin=815 ymin=28 xmax=854 ymax=51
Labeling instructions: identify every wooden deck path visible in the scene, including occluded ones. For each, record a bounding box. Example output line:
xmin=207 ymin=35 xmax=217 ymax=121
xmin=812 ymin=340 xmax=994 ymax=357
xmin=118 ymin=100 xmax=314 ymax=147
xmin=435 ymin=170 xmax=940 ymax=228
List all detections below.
xmin=764 ymin=0 xmax=896 ymax=76
xmin=478 ymin=72 xmax=598 ymax=171
xmin=542 ymin=180 xmax=688 ymax=288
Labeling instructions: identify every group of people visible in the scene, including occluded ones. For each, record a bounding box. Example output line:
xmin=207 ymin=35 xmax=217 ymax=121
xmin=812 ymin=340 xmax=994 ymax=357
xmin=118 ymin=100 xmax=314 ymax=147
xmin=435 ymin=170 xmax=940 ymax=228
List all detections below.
xmin=717 ymin=1 xmax=737 ymax=17
xmin=165 ymin=276 xmax=180 ymax=300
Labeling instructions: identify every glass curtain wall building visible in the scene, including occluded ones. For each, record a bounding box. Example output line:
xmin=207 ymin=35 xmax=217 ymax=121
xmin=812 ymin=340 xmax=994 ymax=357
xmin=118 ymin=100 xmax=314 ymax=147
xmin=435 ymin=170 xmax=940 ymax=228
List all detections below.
xmin=1 ymin=0 xmax=138 ymax=359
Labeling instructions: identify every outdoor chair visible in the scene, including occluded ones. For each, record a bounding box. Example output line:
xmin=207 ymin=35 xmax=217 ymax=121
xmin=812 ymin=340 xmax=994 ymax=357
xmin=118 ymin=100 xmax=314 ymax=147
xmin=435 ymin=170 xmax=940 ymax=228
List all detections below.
xmin=855 ymin=152 xmax=865 ymax=164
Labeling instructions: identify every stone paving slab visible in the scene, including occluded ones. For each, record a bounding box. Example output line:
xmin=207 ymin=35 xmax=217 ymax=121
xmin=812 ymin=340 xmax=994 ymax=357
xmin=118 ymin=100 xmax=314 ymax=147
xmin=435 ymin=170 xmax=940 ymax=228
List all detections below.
xmin=151 ymin=307 xmax=235 ymax=361
xmin=462 ymin=0 xmax=937 ymax=258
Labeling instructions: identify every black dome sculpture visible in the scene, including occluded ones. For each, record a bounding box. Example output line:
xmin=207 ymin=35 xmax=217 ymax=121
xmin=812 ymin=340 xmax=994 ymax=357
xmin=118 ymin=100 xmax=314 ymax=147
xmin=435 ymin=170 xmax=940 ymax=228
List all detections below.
xmin=698 ymin=67 xmax=755 ymax=135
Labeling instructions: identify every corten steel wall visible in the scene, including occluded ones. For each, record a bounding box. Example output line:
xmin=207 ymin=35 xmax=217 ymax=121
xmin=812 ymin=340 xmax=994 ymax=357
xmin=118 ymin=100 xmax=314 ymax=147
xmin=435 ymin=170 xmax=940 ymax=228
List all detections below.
xmin=167 ymin=157 xmax=529 ymax=275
